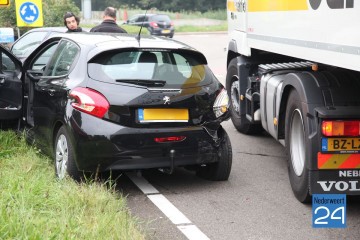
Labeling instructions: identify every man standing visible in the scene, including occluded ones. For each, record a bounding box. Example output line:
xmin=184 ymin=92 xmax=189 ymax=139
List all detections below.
xmin=63 ymin=12 xmax=83 ymax=32
xmin=90 ymin=7 xmax=127 ymax=33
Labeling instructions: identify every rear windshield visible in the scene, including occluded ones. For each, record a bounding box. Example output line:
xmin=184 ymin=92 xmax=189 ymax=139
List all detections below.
xmin=88 ymin=49 xmax=211 ymax=88
xmin=150 ymin=15 xmax=171 ymax=22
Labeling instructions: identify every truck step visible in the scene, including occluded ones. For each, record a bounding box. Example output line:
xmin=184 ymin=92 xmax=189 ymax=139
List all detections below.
xmin=258 ymin=61 xmax=313 ymax=74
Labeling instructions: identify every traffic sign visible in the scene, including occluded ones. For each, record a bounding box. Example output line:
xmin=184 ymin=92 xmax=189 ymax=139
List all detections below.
xmin=15 ymin=0 xmax=43 ymax=27
xmin=0 ymin=0 xmax=9 ymax=7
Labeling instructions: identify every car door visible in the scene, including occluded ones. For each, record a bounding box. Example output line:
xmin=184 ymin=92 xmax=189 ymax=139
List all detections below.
xmin=26 ymin=39 xmax=80 ymax=153
xmin=0 ymin=45 xmax=23 ymax=121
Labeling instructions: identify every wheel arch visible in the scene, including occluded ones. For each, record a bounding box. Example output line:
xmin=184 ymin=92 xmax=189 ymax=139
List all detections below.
xmin=278 ymin=71 xmax=325 ymax=140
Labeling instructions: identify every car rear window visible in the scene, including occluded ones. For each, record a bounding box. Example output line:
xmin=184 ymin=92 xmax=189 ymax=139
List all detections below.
xmin=150 ymin=15 xmax=171 ymax=22
xmin=88 ymin=49 xmax=212 ymax=88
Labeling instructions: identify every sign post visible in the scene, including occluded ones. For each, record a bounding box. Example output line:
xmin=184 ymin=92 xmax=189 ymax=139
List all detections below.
xmin=15 ymin=0 xmax=43 ymax=27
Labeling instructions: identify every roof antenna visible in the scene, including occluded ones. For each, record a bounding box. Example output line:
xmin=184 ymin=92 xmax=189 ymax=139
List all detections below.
xmin=136 ymin=1 xmax=151 ymax=44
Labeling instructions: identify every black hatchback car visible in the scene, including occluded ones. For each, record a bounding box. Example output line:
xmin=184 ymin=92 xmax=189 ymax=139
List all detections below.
xmin=0 ymin=33 xmax=231 ymax=181
xmin=126 ymin=14 xmax=175 ymax=38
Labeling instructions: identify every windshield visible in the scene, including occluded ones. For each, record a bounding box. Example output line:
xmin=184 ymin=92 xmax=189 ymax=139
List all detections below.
xmin=11 ymin=31 xmax=48 ymax=57
xmin=88 ymin=49 xmax=211 ymax=88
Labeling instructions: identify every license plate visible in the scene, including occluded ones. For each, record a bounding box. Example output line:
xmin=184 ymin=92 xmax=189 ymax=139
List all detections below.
xmin=322 ymin=138 xmax=360 ymax=152
xmin=138 ymin=108 xmax=188 ymax=123
xmin=162 ymin=29 xmax=170 ymax=34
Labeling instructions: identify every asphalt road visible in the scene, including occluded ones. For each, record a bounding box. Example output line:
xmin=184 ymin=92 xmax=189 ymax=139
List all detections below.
xmin=114 ymin=33 xmax=360 ymax=240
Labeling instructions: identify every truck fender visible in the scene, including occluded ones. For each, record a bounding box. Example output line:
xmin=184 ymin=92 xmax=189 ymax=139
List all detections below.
xmin=278 ymin=71 xmax=325 ymax=136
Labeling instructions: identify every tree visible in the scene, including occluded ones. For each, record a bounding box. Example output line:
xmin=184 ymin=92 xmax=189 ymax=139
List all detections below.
xmin=72 ymin=0 xmax=225 ymax=12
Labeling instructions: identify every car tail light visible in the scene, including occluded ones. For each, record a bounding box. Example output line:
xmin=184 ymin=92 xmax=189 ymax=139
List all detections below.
xmin=170 ymin=22 xmax=174 ymax=26
xmin=213 ymin=89 xmax=229 ymax=118
xmin=69 ymin=87 xmax=110 ymax=118
xmin=322 ymin=120 xmax=360 ymax=137
xmin=154 ymin=136 xmax=186 ymax=143
xmin=150 ymin=22 xmax=158 ymax=28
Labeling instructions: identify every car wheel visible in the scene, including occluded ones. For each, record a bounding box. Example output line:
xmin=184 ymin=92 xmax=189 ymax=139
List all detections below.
xmin=169 ymin=33 xmax=174 ymax=38
xmin=227 ymin=58 xmax=262 ymax=134
xmin=196 ymin=129 xmax=232 ymax=181
xmin=55 ymin=126 xmax=81 ymax=181
xmin=285 ymin=90 xmax=311 ymax=203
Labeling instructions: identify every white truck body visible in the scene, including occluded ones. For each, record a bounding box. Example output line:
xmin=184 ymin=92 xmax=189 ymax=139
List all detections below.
xmin=227 ymin=0 xmax=360 ymax=71
xmin=226 ymin=0 xmax=360 ymax=202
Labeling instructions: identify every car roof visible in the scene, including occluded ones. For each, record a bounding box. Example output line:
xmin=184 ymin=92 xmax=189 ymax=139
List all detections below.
xmin=133 ymin=13 xmax=170 ymax=18
xmin=54 ymin=32 xmax=193 ymax=50
xmin=45 ymin=32 xmax=205 ymax=62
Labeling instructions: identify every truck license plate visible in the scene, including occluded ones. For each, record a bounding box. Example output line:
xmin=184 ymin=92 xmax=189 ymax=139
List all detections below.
xmin=322 ymin=138 xmax=360 ymax=152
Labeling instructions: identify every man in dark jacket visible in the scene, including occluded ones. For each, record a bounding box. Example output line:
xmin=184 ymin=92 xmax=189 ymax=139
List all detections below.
xmin=90 ymin=7 xmax=127 ymax=33
xmin=64 ymin=12 xmax=83 ymax=32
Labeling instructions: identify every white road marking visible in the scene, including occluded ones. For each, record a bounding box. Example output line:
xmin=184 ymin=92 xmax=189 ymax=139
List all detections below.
xmin=147 ymin=194 xmax=191 ymax=225
xmin=127 ymin=172 xmax=210 ymax=240
xmin=178 ymin=225 xmax=210 ymax=240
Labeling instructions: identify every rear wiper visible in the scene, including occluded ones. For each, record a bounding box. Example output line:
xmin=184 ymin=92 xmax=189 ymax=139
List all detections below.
xmin=115 ymin=79 xmax=166 ymax=87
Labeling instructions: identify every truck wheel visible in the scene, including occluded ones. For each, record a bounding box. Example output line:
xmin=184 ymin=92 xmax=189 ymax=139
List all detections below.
xmin=55 ymin=126 xmax=81 ymax=181
xmin=196 ymin=129 xmax=232 ymax=181
xmin=227 ymin=58 xmax=261 ymax=134
xmin=285 ymin=90 xmax=311 ymax=203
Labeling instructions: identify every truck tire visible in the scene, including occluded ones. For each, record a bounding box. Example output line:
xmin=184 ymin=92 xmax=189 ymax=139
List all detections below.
xmin=55 ymin=126 xmax=81 ymax=181
xmin=285 ymin=90 xmax=311 ymax=203
xmin=227 ymin=58 xmax=261 ymax=134
xmin=196 ymin=129 xmax=232 ymax=181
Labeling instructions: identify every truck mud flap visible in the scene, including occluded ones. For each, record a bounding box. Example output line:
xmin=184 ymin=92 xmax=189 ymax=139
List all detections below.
xmin=310 ymin=170 xmax=360 ymax=194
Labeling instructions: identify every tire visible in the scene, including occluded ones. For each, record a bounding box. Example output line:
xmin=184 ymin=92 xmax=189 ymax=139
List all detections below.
xmin=285 ymin=90 xmax=311 ymax=203
xmin=196 ymin=129 xmax=232 ymax=181
xmin=54 ymin=126 xmax=81 ymax=181
xmin=226 ymin=58 xmax=262 ymax=134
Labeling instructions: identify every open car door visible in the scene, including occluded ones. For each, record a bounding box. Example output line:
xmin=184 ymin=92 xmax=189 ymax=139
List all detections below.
xmin=0 ymin=45 xmax=23 ymax=121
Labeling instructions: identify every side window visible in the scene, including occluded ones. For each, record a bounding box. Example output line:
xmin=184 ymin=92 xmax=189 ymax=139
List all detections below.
xmin=44 ymin=40 xmax=80 ymax=76
xmin=30 ymin=43 xmax=58 ymax=70
xmin=129 ymin=16 xmax=139 ymax=24
xmin=137 ymin=16 xmax=145 ymax=23
xmin=1 ymin=52 xmax=16 ymax=71
xmin=11 ymin=31 xmax=47 ymax=57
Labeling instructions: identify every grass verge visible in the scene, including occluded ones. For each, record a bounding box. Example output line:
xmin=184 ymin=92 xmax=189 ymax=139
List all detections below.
xmin=175 ymin=22 xmax=227 ymax=33
xmin=0 ymin=130 xmax=145 ymax=239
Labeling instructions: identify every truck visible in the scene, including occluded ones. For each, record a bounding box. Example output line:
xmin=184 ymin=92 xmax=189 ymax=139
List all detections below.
xmin=226 ymin=0 xmax=360 ymax=202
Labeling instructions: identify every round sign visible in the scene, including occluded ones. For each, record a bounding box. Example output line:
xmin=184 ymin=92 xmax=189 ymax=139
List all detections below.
xmin=19 ymin=2 xmax=39 ymax=24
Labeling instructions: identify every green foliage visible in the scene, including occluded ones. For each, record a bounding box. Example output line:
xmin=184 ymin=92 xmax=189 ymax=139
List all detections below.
xmin=0 ymin=0 xmax=80 ymax=29
xmin=42 ymin=0 xmax=80 ymax=27
xmin=0 ymin=131 xmax=145 ymax=239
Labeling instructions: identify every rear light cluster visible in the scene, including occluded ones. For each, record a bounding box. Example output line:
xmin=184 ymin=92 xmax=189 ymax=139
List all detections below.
xmin=322 ymin=120 xmax=360 ymax=137
xmin=213 ymin=89 xmax=229 ymax=118
xmin=69 ymin=87 xmax=110 ymax=118
xmin=150 ymin=22 xmax=158 ymax=28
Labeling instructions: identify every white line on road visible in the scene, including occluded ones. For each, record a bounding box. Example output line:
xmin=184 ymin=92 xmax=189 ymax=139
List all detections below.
xmin=127 ymin=172 xmax=210 ymax=240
